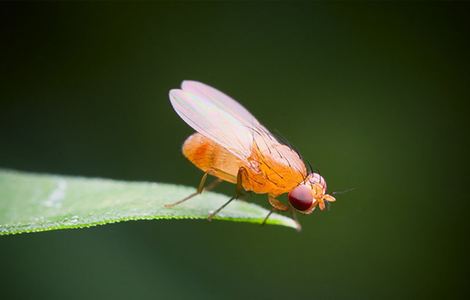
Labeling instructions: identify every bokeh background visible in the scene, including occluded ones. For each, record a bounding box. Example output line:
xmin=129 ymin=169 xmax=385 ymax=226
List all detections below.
xmin=1 ymin=2 xmax=468 ymax=299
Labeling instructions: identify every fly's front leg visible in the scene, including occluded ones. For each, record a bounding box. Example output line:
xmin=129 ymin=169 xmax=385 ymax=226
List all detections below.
xmin=289 ymin=204 xmax=302 ymax=232
xmin=165 ymin=171 xmax=221 ymax=208
xmin=261 ymin=196 xmax=289 ymax=225
xmin=207 ymin=167 xmax=248 ymax=221
xmin=263 ymin=199 xmax=302 ymax=231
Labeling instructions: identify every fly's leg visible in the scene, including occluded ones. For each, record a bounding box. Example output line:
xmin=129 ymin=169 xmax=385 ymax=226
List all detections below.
xmin=262 ymin=197 xmax=302 ymax=231
xmin=289 ymin=205 xmax=302 ymax=232
xmin=164 ymin=172 xmax=221 ymax=208
xmin=262 ymin=196 xmax=289 ymax=226
xmin=164 ymin=172 xmax=208 ymax=208
xmin=261 ymin=210 xmax=273 ymax=226
xmin=207 ymin=167 xmax=247 ymax=221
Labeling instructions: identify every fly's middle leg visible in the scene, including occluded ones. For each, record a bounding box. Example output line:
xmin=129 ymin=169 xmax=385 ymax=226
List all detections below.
xmin=207 ymin=167 xmax=247 ymax=221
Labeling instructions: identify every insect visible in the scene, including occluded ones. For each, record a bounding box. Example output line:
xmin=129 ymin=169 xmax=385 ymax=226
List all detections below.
xmin=165 ymin=80 xmax=336 ymax=229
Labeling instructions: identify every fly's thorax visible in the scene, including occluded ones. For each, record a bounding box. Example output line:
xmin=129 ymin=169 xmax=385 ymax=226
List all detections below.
xmin=243 ymin=147 xmax=303 ymax=195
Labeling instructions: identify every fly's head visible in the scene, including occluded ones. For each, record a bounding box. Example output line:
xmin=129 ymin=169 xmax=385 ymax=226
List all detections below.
xmin=287 ymin=173 xmax=336 ymax=214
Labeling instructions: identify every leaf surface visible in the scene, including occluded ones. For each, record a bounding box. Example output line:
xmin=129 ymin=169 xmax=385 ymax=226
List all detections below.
xmin=0 ymin=169 xmax=297 ymax=235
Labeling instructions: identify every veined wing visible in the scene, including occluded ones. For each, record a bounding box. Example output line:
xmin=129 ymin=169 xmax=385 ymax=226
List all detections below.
xmin=170 ymin=88 xmax=254 ymax=159
xmin=182 ymin=80 xmax=260 ymax=127
xmin=169 ymin=81 xmax=307 ymax=176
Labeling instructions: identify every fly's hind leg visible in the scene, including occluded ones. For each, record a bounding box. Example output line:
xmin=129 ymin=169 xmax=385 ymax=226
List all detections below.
xmin=207 ymin=167 xmax=248 ymax=221
xmin=164 ymin=171 xmax=221 ymax=208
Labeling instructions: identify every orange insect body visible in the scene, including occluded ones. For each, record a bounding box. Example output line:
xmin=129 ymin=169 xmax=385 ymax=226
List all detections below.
xmin=169 ymin=80 xmax=336 ymax=221
xmin=183 ymin=132 xmax=305 ymax=196
xmin=183 ymin=133 xmax=242 ymax=184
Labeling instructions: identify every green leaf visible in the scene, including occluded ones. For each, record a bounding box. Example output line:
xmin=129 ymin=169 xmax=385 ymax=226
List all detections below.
xmin=0 ymin=169 xmax=298 ymax=235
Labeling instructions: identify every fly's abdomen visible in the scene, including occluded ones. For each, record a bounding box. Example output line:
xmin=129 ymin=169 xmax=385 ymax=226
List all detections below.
xmin=182 ymin=133 xmax=241 ymax=184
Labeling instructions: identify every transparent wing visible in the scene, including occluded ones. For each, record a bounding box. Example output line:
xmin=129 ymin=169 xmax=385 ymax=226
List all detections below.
xmin=170 ymin=88 xmax=254 ymax=160
xmin=182 ymin=80 xmax=259 ymax=126
xmin=170 ymin=81 xmax=306 ymax=175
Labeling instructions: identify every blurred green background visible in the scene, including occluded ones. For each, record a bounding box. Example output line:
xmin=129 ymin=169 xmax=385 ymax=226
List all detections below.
xmin=1 ymin=2 xmax=468 ymax=299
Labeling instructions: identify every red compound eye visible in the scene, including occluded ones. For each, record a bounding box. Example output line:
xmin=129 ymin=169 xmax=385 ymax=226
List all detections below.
xmin=288 ymin=185 xmax=313 ymax=211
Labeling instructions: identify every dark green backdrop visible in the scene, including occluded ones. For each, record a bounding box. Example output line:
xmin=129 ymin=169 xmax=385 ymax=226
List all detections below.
xmin=1 ymin=2 xmax=468 ymax=299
